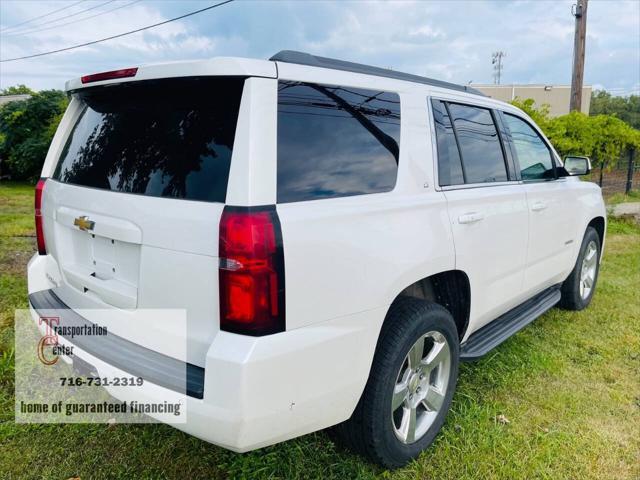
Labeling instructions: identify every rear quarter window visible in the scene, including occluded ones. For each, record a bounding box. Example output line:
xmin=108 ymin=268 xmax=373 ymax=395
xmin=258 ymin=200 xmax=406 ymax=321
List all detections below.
xmin=276 ymin=81 xmax=400 ymax=203
xmin=53 ymin=77 xmax=245 ymax=203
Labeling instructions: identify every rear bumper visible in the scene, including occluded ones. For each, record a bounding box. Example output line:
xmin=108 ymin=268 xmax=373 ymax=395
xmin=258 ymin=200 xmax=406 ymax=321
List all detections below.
xmin=27 ymin=254 xmax=384 ymax=451
xmin=29 ymin=289 xmax=205 ymax=399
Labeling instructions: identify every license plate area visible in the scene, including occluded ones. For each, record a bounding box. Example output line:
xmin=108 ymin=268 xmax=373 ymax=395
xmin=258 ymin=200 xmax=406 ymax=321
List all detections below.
xmin=55 ymin=207 xmax=142 ymax=309
xmin=89 ymin=233 xmax=136 ymax=281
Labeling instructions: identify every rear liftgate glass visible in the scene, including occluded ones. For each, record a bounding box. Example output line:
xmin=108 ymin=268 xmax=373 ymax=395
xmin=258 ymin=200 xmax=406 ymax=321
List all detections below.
xmin=54 ymin=76 xmax=245 ymax=202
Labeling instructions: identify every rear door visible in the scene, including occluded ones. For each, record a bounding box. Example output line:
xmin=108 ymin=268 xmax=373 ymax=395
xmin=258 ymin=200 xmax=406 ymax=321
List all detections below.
xmin=500 ymin=112 xmax=579 ymax=295
xmin=431 ymin=100 xmax=529 ymax=331
xmin=40 ymin=76 xmax=246 ymax=365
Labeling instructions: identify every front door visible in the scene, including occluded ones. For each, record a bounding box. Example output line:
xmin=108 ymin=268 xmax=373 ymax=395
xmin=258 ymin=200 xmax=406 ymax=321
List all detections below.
xmin=501 ymin=113 xmax=579 ymax=296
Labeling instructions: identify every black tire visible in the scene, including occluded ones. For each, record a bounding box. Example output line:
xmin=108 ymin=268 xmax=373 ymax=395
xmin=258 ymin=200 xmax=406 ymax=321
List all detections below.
xmin=559 ymin=226 xmax=601 ymax=311
xmin=334 ymin=297 xmax=459 ymax=468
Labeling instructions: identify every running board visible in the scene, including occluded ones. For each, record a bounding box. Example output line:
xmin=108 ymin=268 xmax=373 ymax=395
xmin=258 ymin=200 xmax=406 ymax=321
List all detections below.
xmin=460 ymin=286 xmax=561 ymax=361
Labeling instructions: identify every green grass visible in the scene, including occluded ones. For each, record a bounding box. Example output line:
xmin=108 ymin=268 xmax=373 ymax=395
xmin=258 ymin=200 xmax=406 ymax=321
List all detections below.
xmin=0 ymin=180 xmax=639 ymax=479
xmin=605 ymin=189 xmax=640 ymax=205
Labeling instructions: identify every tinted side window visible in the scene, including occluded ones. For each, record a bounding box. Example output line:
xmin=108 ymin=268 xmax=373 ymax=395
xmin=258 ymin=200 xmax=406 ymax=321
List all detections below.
xmin=431 ymin=100 xmax=464 ymax=186
xmin=277 ymin=81 xmax=400 ymax=203
xmin=503 ymin=113 xmax=554 ymax=180
xmin=448 ymin=103 xmax=508 ymax=183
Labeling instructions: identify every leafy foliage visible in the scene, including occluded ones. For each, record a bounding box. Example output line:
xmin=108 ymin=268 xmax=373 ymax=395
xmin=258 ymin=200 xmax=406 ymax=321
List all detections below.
xmin=510 ymin=97 xmax=640 ymax=171
xmin=0 ymin=89 xmax=68 ymax=181
xmin=590 ymin=90 xmax=640 ymax=130
xmin=0 ymin=85 xmax=34 ymax=96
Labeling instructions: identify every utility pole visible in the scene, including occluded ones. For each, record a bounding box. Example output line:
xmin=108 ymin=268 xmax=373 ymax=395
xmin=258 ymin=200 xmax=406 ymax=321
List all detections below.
xmin=492 ymin=51 xmax=506 ymax=85
xmin=570 ymin=0 xmax=588 ymax=112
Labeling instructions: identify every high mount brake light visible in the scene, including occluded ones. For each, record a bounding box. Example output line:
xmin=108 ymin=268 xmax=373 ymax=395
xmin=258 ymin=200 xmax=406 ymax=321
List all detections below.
xmin=219 ymin=206 xmax=285 ymax=336
xmin=35 ymin=178 xmax=47 ymax=255
xmin=81 ymin=67 xmax=138 ymax=84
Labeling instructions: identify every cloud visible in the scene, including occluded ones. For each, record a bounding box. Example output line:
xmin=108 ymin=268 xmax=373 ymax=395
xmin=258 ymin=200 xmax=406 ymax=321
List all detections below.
xmin=0 ymin=0 xmax=638 ymax=94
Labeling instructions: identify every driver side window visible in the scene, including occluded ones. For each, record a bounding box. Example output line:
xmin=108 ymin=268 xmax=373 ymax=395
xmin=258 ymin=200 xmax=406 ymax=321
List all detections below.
xmin=503 ymin=113 xmax=555 ymax=181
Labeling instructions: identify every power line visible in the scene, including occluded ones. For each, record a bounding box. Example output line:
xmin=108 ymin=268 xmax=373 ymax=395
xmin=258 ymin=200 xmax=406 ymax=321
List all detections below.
xmin=0 ymin=0 xmax=235 ymax=63
xmin=3 ymin=0 xmax=118 ymax=36
xmin=4 ymin=0 xmax=143 ymax=38
xmin=0 ymin=0 xmax=86 ymax=33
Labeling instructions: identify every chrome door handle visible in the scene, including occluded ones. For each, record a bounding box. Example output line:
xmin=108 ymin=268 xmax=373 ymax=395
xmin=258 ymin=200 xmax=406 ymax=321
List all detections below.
xmin=458 ymin=212 xmax=485 ymax=224
xmin=531 ymin=201 xmax=547 ymax=212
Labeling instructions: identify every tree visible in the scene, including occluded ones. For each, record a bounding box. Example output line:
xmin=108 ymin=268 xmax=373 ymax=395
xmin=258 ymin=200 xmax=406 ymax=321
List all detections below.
xmin=0 ymin=84 xmax=35 ymax=96
xmin=587 ymin=114 xmax=640 ymax=185
xmin=0 ymin=90 xmax=68 ymax=180
xmin=590 ymin=90 xmax=640 ymax=130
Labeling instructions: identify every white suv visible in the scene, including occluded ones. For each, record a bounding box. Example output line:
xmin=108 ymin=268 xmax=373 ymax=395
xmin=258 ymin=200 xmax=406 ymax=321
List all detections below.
xmin=28 ymin=51 xmax=606 ymax=467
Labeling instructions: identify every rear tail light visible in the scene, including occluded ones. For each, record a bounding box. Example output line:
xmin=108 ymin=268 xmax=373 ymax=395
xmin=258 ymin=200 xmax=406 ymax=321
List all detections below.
xmin=219 ymin=206 xmax=285 ymax=336
xmin=81 ymin=67 xmax=138 ymax=84
xmin=35 ymin=178 xmax=47 ymax=255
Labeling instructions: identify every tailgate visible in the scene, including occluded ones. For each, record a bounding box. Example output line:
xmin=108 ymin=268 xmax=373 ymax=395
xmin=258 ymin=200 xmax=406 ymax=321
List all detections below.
xmin=39 ymin=76 xmax=245 ymax=366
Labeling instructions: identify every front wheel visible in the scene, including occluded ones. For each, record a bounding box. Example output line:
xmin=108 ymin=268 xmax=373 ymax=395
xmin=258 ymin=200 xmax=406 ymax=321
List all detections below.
xmin=334 ymin=297 xmax=459 ymax=468
xmin=560 ymin=226 xmax=601 ymax=310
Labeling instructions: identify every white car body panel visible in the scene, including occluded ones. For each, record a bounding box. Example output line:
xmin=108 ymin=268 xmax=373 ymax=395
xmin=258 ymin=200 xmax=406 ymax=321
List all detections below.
xmin=27 ymin=54 xmax=607 ymax=451
xmin=226 ymin=77 xmax=278 ymax=206
xmin=37 ymin=180 xmax=223 ymax=365
xmin=444 ymin=184 xmax=529 ymax=332
xmin=64 ymin=57 xmax=277 ymax=91
xmin=522 ymin=179 xmax=581 ymax=294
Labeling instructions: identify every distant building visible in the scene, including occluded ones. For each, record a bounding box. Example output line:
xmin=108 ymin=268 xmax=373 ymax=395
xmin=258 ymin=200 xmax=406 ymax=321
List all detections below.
xmin=473 ymin=84 xmax=592 ymax=117
xmin=0 ymin=94 xmax=31 ymax=106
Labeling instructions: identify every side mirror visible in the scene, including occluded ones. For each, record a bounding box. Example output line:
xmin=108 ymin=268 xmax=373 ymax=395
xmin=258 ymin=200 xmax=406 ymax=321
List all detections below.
xmin=563 ymin=156 xmax=591 ymax=176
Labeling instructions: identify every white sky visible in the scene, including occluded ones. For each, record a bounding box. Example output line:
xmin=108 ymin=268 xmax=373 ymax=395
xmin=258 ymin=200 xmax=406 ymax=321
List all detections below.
xmin=0 ymin=0 xmax=638 ymax=94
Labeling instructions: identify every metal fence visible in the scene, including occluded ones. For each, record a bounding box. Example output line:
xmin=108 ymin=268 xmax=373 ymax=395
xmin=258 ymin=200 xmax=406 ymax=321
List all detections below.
xmin=588 ymin=149 xmax=637 ymax=197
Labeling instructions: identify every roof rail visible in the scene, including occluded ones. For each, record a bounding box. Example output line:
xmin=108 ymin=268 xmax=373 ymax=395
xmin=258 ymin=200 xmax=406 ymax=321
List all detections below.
xmin=269 ymin=50 xmax=486 ymax=97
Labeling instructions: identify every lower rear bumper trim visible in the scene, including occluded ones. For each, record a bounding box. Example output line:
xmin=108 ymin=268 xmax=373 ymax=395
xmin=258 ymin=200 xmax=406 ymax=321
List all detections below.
xmin=28 ymin=289 xmax=205 ymax=399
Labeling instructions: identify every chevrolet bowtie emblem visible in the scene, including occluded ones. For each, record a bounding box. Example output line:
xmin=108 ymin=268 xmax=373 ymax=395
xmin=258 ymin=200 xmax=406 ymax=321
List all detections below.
xmin=73 ymin=216 xmax=95 ymax=231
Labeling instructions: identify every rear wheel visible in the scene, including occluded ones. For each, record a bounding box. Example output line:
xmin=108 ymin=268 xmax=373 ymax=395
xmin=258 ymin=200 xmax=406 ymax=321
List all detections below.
xmin=560 ymin=226 xmax=601 ymax=310
xmin=334 ymin=297 xmax=459 ymax=468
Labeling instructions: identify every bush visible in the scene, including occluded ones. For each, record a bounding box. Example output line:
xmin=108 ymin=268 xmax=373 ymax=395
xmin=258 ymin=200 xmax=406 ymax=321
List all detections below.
xmin=0 ymin=89 xmax=68 ymax=181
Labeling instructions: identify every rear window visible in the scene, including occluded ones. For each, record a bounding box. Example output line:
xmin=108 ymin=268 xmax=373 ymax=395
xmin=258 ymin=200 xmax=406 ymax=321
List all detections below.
xmin=53 ymin=77 xmax=245 ymax=203
xmin=276 ymin=81 xmax=400 ymax=203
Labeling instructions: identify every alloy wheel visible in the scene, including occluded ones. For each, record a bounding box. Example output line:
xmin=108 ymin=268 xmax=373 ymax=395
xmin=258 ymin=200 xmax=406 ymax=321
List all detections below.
xmin=579 ymin=240 xmax=598 ymax=300
xmin=391 ymin=331 xmax=451 ymax=444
